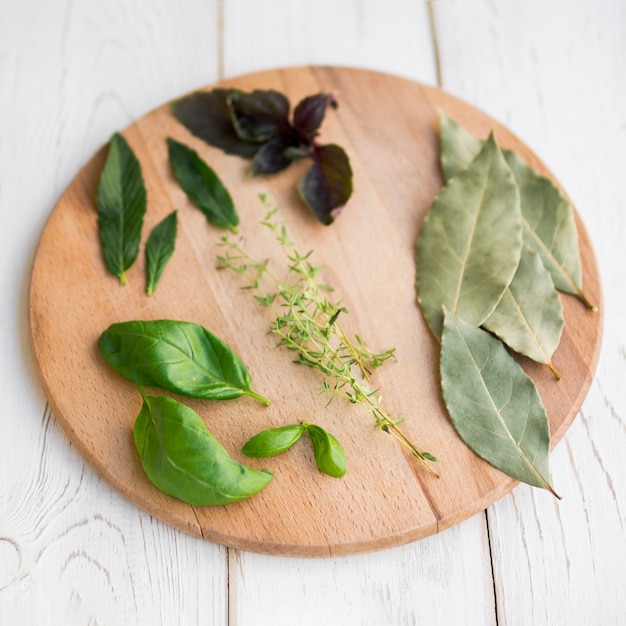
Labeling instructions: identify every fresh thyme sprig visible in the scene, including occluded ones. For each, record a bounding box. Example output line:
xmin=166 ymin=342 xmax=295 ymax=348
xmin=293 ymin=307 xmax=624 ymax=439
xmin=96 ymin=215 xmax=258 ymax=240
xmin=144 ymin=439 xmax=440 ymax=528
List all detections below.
xmin=216 ymin=195 xmax=438 ymax=476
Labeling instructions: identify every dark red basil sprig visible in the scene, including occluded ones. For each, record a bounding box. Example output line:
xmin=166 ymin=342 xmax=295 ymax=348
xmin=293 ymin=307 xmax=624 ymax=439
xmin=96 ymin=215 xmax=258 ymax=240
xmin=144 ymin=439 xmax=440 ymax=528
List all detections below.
xmin=170 ymin=89 xmax=353 ymax=225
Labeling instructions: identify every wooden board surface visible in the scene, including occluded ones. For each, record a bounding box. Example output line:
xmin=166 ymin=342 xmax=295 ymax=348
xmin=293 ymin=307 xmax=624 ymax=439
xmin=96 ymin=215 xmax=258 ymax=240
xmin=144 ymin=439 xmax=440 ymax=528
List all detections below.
xmin=28 ymin=66 xmax=603 ymax=557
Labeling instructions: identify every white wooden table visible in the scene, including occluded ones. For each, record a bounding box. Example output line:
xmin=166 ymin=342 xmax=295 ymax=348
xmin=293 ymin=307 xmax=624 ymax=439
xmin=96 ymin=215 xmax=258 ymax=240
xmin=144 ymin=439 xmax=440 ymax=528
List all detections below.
xmin=1 ymin=1 xmax=624 ymax=624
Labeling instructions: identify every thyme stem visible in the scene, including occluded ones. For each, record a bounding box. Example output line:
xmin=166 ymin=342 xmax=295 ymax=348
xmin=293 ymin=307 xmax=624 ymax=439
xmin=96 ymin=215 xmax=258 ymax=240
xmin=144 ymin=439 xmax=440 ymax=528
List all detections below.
xmin=216 ymin=197 xmax=438 ymax=475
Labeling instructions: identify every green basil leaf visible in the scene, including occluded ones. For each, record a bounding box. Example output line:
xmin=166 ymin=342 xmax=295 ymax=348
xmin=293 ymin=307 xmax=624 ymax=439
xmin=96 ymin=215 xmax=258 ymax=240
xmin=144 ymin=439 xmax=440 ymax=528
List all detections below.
xmin=170 ymin=89 xmax=258 ymax=158
xmin=297 ymin=144 xmax=353 ymax=225
xmin=227 ymin=89 xmax=290 ymax=143
xmin=416 ymin=134 xmax=523 ymax=339
xmin=305 ymin=424 xmax=346 ymax=478
xmin=439 ymin=110 xmax=593 ymax=309
xmin=167 ymin=137 xmax=239 ymax=233
xmin=97 ymin=132 xmax=147 ymax=285
xmin=98 ymin=319 xmax=270 ymax=405
xmin=145 ymin=211 xmax=177 ymax=296
xmin=483 ymin=245 xmax=564 ymax=375
xmin=241 ymin=424 xmax=306 ymax=458
xmin=134 ymin=393 xmax=272 ymax=505
xmin=440 ymin=310 xmax=557 ymax=495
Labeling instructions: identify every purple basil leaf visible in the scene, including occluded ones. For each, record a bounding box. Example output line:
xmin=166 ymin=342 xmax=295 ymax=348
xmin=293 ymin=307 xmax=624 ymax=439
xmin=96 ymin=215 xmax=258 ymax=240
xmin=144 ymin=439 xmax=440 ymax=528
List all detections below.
xmin=228 ymin=89 xmax=290 ymax=143
xmin=170 ymin=90 xmax=258 ymax=158
xmin=249 ymin=135 xmax=299 ymax=176
xmin=293 ymin=93 xmax=337 ymax=139
xmin=298 ymin=144 xmax=353 ymax=225
xmin=283 ymin=146 xmax=313 ymax=161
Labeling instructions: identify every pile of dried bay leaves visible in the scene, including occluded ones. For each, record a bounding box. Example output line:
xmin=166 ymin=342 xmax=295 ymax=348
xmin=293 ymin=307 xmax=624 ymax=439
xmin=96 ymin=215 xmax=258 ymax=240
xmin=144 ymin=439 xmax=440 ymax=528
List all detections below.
xmin=415 ymin=112 xmax=595 ymax=496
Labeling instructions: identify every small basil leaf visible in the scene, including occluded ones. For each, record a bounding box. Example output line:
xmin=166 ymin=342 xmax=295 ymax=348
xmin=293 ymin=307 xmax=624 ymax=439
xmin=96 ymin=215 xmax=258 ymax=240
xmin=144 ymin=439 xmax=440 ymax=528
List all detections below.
xmin=305 ymin=424 xmax=346 ymax=477
xmin=241 ymin=424 xmax=306 ymax=458
xmin=249 ymin=134 xmax=299 ymax=176
xmin=170 ymin=89 xmax=258 ymax=158
xmin=134 ymin=394 xmax=273 ymax=505
xmin=297 ymin=144 xmax=353 ymax=225
xmin=167 ymin=137 xmax=239 ymax=233
xmin=227 ymin=89 xmax=290 ymax=143
xmin=145 ymin=211 xmax=177 ymax=296
xmin=97 ymin=132 xmax=147 ymax=285
xmin=98 ymin=319 xmax=270 ymax=405
xmin=293 ymin=93 xmax=336 ymax=139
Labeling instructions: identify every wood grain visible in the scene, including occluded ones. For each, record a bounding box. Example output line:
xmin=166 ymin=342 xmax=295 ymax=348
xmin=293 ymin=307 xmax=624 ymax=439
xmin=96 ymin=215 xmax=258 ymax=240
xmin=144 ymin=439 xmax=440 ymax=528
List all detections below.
xmin=28 ymin=66 xmax=602 ymax=557
xmin=434 ymin=1 xmax=626 ymax=623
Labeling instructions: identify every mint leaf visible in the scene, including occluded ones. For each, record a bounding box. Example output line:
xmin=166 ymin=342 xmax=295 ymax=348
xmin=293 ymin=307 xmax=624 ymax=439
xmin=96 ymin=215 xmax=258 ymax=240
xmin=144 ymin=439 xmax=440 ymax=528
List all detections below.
xmin=97 ymin=132 xmax=147 ymax=285
xmin=145 ymin=211 xmax=177 ymax=296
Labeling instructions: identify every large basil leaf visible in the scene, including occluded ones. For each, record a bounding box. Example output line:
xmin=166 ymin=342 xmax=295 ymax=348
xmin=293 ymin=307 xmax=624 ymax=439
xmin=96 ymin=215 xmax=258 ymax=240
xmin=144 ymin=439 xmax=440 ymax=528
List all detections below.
xmin=483 ymin=245 xmax=564 ymax=374
xmin=170 ymin=90 xmax=258 ymax=158
xmin=134 ymin=393 xmax=272 ymax=505
xmin=440 ymin=310 xmax=556 ymax=494
xmin=145 ymin=210 xmax=177 ymax=296
xmin=167 ymin=137 xmax=239 ymax=233
xmin=98 ymin=319 xmax=270 ymax=405
xmin=416 ymin=135 xmax=523 ymax=339
xmin=439 ymin=111 xmax=592 ymax=308
xmin=97 ymin=132 xmax=147 ymax=284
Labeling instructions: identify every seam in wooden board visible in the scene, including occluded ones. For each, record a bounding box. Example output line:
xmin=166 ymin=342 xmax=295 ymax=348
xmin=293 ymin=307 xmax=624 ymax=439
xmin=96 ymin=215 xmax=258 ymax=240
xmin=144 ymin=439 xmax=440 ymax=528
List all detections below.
xmin=427 ymin=0 xmax=443 ymax=87
xmin=216 ymin=0 xmax=225 ymax=81
xmin=308 ymin=66 xmax=447 ymax=533
xmin=484 ymin=510 xmax=500 ymax=626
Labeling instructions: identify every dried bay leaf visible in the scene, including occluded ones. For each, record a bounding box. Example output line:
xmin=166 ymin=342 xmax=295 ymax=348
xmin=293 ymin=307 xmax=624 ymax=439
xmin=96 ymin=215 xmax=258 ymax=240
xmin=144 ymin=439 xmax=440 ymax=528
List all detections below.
xmin=505 ymin=150 xmax=589 ymax=305
xmin=416 ymin=135 xmax=523 ymax=339
xmin=439 ymin=111 xmax=594 ymax=309
xmin=440 ymin=310 xmax=557 ymax=495
xmin=439 ymin=110 xmax=483 ymax=181
xmin=483 ymin=245 xmax=564 ymax=376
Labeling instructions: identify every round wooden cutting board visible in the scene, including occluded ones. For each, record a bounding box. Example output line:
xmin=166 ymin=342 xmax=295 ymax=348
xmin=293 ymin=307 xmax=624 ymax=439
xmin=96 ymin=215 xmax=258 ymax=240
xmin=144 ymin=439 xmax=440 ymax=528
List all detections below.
xmin=29 ymin=67 xmax=603 ymax=556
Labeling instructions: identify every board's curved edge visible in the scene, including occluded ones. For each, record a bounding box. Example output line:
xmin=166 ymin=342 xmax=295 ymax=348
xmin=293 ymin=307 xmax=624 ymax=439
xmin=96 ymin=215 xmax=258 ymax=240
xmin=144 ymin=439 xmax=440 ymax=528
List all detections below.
xmin=26 ymin=65 xmax=604 ymax=557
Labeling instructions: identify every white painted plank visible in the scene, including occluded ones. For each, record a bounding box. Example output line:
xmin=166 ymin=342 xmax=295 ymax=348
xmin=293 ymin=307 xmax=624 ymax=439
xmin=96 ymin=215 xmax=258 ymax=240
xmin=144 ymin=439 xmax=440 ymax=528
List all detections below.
xmin=0 ymin=1 xmax=228 ymax=623
xmin=229 ymin=514 xmax=495 ymax=626
xmin=222 ymin=0 xmax=439 ymax=84
xmin=433 ymin=1 xmax=626 ymax=624
xmin=222 ymin=2 xmax=495 ymax=625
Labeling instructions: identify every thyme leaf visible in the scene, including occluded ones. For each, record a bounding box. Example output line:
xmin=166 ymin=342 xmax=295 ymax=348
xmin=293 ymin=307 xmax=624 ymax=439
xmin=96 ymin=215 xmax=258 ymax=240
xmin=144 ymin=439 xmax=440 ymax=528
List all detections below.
xmin=218 ymin=196 xmax=438 ymax=476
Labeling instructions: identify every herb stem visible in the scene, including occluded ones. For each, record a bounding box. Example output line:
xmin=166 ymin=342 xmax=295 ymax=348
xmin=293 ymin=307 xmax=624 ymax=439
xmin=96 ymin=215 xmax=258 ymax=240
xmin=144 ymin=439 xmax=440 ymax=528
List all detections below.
xmin=217 ymin=199 xmax=437 ymax=475
xmin=245 ymin=389 xmax=272 ymax=407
